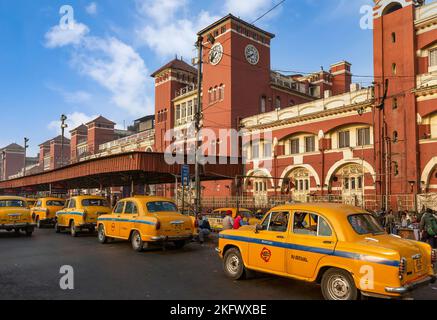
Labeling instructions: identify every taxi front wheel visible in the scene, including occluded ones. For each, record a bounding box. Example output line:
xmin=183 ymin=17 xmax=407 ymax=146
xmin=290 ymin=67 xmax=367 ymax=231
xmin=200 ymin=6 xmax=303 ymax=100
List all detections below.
xmin=98 ymin=225 xmax=108 ymax=244
xmin=223 ymin=248 xmax=246 ymax=280
xmin=321 ymin=268 xmax=358 ymax=301
xmin=70 ymin=222 xmax=78 ymax=238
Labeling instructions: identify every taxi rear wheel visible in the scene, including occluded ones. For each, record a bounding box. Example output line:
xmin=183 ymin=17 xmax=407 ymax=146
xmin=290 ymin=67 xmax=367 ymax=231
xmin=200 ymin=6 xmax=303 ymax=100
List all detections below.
xmin=321 ymin=268 xmax=358 ymax=301
xmin=98 ymin=225 xmax=108 ymax=244
xmin=131 ymin=231 xmax=144 ymax=252
xmin=54 ymin=222 xmax=61 ymax=233
xmin=223 ymin=248 xmax=245 ymax=280
xmin=70 ymin=222 xmax=78 ymax=238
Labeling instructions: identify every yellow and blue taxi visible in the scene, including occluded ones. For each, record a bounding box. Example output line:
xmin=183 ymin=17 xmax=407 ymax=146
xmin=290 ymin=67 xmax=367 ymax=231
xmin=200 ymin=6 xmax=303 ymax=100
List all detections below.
xmin=216 ymin=203 xmax=436 ymax=300
xmin=31 ymin=197 xmax=65 ymax=228
xmin=97 ymin=196 xmax=195 ymax=252
xmin=0 ymin=196 xmax=36 ymax=236
xmin=209 ymin=208 xmax=261 ymax=231
xmin=26 ymin=198 xmax=38 ymax=208
xmin=55 ymin=195 xmax=111 ymax=237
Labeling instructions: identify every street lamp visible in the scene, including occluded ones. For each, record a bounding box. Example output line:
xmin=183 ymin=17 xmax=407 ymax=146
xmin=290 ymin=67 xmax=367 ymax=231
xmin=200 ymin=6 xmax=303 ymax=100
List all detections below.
xmin=1 ymin=151 xmax=5 ymax=181
xmin=60 ymin=114 xmax=68 ymax=167
xmin=23 ymin=138 xmax=29 ymax=177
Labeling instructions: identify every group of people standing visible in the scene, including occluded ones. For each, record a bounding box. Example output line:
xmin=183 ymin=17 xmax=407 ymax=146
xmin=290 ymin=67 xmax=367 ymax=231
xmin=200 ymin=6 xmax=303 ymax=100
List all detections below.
xmin=374 ymin=207 xmax=437 ymax=249
xmin=196 ymin=210 xmax=247 ymax=244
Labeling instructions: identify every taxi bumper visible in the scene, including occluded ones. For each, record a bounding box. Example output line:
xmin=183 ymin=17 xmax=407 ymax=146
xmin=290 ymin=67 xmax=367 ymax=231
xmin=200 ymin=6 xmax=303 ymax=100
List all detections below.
xmin=151 ymin=235 xmax=193 ymax=242
xmin=385 ymin=275 xmax=436 ymax=294
xmin=0 ymin=222 xmax=36 ymax=230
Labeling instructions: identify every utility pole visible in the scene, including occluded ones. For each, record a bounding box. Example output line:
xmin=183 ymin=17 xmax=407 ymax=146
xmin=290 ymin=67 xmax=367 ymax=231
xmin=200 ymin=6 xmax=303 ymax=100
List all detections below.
xmin=60 ymin=114 xmax=68 ymax=168
xmin=194 ymin=35 xmax=204 ymax=216
xmin=23 ymin=137 xmax=29 ymax=177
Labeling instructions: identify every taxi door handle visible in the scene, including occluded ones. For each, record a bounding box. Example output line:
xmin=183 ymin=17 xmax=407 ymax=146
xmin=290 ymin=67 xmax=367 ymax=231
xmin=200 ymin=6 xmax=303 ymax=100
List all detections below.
xmin=323 ymin=241 xmax=333 ymax=244
xmin=276 ymin=236 xmax=285 ymax=239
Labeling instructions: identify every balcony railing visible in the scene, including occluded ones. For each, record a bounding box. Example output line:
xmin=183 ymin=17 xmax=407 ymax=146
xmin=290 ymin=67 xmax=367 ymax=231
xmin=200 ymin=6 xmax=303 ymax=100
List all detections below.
xmin=175 ymin=84 xmax=197 ymax=98
xmin=99 ymin=129 xmax=155 ymax=151
xmin=270 ymin=72 xmax=307 ymax=95
xmin=417 ymin=71 xmax=437 ymax=89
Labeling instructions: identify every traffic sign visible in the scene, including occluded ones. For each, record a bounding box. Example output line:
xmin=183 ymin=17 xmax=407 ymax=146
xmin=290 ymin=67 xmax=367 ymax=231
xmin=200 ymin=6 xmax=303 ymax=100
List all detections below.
xmin=181 ymin=165 xmax=190 ymax=187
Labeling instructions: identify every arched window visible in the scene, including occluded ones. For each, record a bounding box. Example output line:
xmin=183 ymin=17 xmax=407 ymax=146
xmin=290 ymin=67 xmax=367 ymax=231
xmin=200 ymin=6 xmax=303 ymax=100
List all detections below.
xmin=276 ymin=96 xmax=281 ymax=110
xmin=382 ymin=2 xmax=403 ymax=16
xmin=260 ymin=96 xmax=266 ymax=113
xmin=393 ymin=131 xmax=399 ymax=143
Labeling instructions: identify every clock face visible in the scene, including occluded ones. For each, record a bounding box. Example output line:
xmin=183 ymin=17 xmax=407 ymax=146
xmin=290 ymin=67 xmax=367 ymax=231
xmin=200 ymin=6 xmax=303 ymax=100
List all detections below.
xmin=209 ymin=43 xmax=223 ymax=65
xmin=245 ymin=44 xmax=259 ymax=65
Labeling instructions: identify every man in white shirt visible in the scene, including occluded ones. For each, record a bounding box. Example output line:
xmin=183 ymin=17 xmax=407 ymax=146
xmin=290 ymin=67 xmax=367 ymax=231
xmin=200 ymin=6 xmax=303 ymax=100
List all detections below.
xmin=222 ymin=210 xmax=234 ymax=230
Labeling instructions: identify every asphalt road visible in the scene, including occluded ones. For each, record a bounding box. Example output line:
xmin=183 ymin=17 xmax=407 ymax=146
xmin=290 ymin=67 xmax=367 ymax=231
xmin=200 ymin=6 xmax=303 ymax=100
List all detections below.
xmin=0 ymin=228 xmax=436 ymax=300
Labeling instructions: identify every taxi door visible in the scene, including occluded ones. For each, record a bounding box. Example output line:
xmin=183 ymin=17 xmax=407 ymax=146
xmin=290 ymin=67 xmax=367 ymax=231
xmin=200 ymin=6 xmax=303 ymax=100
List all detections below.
xmin=119 ymin=201 xmax=139 ymax=239
xmin=106 ymin=201 xmax=124 ymax=238
xmin=58 ymin=200 xmax=70 ymax=227
xmin=286 ymin=210 xmax=337 ymax=279
xmin=247 ymin=211 xmax=291 ymax=274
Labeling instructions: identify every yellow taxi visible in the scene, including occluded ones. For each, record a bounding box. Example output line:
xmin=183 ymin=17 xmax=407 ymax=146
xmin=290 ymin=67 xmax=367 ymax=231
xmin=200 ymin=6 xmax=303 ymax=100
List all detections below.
xmin=55 ymin=196 xmax=111 ymax=237
xmin=209 ymin=208 xmax=261 ymax=231
xmin=97 ymin=196 xmax=194 ymax=252
xmin=216 ymin=203 xmax=436 ymax=300
xmin=31 ymin=197 xmax=65 ymax=228
xmin=26 ymin=198 xmax=38 ymax=208
xmin=0 ymin=196 xmax=36 ymax=236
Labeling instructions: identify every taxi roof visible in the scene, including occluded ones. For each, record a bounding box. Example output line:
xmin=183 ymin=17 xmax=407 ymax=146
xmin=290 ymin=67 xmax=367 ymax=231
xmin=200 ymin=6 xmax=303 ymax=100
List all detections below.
xmin=0 ymin=196 xmax=27 ymax=201
xmin=70 ymin=195 xmax=107 ymax=199
xmin=38 ymin=197 xmax=65 ymax=201
xmin=127 ymin=196 xmax=175 ymax=202
xmin=271 ymin=203 xmax=367 ymax=219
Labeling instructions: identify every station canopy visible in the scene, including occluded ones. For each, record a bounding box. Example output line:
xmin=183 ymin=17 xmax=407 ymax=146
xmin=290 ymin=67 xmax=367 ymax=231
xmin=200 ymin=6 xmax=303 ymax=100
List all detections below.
xmin=0 ymin=152 xmax=243 ymax=193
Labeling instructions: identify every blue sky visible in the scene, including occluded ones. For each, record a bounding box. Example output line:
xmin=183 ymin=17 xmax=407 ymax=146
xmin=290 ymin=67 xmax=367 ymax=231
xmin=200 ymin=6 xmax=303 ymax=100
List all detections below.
xmin=0 ymin=0 xmax=377 ymax=155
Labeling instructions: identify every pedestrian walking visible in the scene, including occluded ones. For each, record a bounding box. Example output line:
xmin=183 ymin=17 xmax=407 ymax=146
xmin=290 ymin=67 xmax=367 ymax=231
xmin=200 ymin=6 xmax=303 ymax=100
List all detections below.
xmin=420 ymin=208 xmax=437 ymax=249
xmin=222 ymin=210 xmax=234 ymax=230
xmin=197 ymin=214 xmax=212 ymax=245
xmin=385 ymin=210 xmax=395 ymax=234
xmin=233 ymin=213 xmax=243 ymax=230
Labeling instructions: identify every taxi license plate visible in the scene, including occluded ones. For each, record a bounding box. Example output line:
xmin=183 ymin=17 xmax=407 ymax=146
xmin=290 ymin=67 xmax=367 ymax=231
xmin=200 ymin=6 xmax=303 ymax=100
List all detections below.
xmin=414 ymin=259 xmax=423 ymax=273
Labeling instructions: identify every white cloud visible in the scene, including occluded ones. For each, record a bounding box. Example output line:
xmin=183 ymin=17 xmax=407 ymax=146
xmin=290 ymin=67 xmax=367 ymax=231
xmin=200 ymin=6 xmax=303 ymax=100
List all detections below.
xmin=48 ymin=112 xmax=98 ymax=137
xmin=46 ymin=85 xmax=91 ymax=104
xmin=223 ymin=0 xmax=275 ymax=20
xmin=44 ymin=22 xmax=89 ymax=48
xmin=136 ymin=7 xmax=219 ymax=59
xmin=72 ymin=36 xmax=153 ymax=116
xmin=86 ymin=2 xmax=98 ymax=15
xmin=136 ymin=0 xmax=187 ymax=25
xmin=45 ymin=18 xmax=153 ymax=117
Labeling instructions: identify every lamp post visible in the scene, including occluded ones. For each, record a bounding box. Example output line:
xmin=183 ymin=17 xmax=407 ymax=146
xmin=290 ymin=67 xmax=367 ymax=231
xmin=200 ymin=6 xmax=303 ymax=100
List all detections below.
xmin=60 ymin=114 xmax=68 ymax=167
xmin=23 ymin=138 xmax=29 ymax=177
xmin=1 ymin=151 xmax=5 ymax=181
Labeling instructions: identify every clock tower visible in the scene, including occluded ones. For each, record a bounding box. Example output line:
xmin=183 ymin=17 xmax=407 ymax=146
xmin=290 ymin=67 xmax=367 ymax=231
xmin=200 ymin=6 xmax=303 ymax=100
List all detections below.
xmin=198 ymin=15 xmax=275 ymax=139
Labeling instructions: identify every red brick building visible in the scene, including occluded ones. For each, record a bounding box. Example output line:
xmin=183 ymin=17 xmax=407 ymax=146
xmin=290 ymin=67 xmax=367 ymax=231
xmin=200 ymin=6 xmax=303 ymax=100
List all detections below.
xmin=39 ymin=136 xmax=70 ymax=171
xmin=0 ymin=143 xmax=25 ymax=180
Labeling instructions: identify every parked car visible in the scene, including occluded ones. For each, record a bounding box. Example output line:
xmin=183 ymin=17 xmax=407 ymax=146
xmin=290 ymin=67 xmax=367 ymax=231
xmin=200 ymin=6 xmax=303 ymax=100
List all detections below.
xmin=26 ymin=198 xmax=37 ymax=208
xmin=209 ymin=208 xmax=261 ymax=230
xmin=0 ymin=196 xmax=35 ymax=236
xmin=216 ymin=203 xmax=436 ymax=300
xmin=31 ymin=197 xmax=65 ymax=228
xmin=97 ymin=196 xmax=195 ymax=251
xmin=55 ymin=196 xmax=111 ymax=237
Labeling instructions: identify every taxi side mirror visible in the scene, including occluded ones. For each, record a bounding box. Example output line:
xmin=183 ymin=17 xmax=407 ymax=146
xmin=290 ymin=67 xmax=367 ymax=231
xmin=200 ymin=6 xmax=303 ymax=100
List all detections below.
xmin=255 ymin=224 xmax=263 ymax=234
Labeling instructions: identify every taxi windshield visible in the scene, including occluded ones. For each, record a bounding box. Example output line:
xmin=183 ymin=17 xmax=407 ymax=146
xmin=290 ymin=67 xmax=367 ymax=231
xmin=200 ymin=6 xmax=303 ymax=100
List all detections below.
xmin=46 ymin=200 xmax=65 ymax=207
xmin=348 ymin=214 xmax=385 ymax=236
xmin=147 ymin=201 xmax=178 ymax=213
xmin=0 ymin=200 xmax=26 ymax=208
xmin=81 ymin=199 xmax=108 ymax=207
